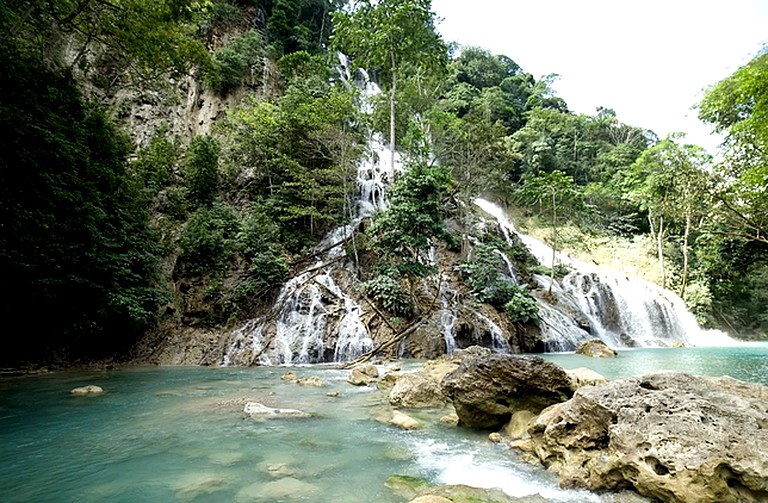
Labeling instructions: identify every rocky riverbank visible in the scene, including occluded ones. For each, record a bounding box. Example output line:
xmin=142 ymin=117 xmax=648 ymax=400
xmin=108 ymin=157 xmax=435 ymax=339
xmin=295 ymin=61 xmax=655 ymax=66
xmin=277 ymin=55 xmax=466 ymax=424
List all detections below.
xmin=367 ymin=347 xmax=768 ymax=503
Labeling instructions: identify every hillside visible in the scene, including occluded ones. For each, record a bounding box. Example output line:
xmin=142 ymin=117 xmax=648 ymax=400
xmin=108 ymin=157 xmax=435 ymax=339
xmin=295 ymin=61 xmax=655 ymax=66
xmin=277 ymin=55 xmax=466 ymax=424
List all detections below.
xmin=1 ymin=0 xmax=766 ymax=367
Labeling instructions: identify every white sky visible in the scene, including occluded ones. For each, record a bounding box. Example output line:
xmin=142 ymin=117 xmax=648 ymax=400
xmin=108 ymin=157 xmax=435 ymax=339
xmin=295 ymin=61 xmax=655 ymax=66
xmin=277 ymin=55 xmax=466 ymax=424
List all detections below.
xmin=431 ymin=0 xmax=768 ymax=154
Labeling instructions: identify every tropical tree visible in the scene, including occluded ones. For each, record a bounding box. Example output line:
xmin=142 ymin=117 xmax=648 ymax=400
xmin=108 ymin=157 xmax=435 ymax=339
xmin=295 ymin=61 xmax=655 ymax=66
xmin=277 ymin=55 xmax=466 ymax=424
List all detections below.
xmin=625 ymin=134 xmax=711 ymax=293
xmin=331 ymin=0 xmax=447 ymax=168
xmin=699 ymin=48 xmax=768 ymax=246
xmin=514 ymin=170 xmax=584 ymax=293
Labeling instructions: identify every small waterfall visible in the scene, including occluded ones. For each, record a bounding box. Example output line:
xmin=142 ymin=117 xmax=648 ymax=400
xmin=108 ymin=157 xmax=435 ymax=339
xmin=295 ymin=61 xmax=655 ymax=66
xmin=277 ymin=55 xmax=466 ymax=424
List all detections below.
xmin=474 ymin=198 xmax=734 ymax=350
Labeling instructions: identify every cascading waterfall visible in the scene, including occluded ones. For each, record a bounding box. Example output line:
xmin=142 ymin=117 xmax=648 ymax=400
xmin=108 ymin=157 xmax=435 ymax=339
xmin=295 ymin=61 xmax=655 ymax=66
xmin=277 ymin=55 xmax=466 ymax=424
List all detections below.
xmin=216 ymin=55 xmax=405 ymax=366
xmin=474 ymin=198 xmax=735 ymax=350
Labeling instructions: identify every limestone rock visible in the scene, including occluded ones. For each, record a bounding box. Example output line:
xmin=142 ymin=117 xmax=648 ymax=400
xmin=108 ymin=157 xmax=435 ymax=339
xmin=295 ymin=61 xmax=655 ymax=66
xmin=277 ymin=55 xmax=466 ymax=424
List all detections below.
xmin=518 ymin=372 xmax=768 ymax=503
xmin=70 ymin=385 xmax=104 ymax=395
xmin=243 ymin=402 xmax=310 ymax=419
xmin=502 ymin=410 xmax=537 ymax=439
xmin=410 ymin=496 xmax=452 ymax=503
xmin=566 ymin=367 xmax=609 ymax=391
xmin=236 ymin=477 xmax=317 ymax=502
xmin=427 ymin=484 xmax=550 ymax=502
xmin=377 ymin=371 xmax=400 ymax=390
xmin=385 ymin=474 xmax=431 ymax=501
xmin=439 ymin=412 xmax=460 ymax=426
xmin=441 ymin=354 xmax=573 ymax=429
xmin=575 ymin=338 xmax=618 ymax=358
xmin=347 ymin=365 xmax=377 ymax=386
xmin=282 ymin=371 xmax=325 ymax=387
xmin=390 ymin=410 xmax=422 ymax=430
xmin=389 ymin=373 xmax=447 ymax=408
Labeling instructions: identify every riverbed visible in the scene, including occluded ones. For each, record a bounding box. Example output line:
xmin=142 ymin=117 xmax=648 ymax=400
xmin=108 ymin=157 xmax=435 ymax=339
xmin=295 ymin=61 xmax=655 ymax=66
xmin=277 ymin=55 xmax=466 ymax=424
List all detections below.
xmin=1 ymin=344 xmax=765 ymax=502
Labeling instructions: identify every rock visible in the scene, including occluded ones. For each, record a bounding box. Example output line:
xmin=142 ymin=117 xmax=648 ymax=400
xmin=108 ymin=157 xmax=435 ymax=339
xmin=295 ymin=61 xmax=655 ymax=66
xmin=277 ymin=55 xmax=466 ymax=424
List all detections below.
xmin=421 ymin=360 xmax=460 ymax=382
xmin=377 ymin=371 xmax=400 ymax=390
xmin=672 ymin=340 xmax=685 ymax=348
xmin=236 ymin=477 xmax=317 ymax=502
xmin=575 ymin=338 xmax=618 ymax=357
xmin=390 ymin=373 xmax=447 ymax=408
xmin=70 ymin=385 xmax=104 ymax=395
xmin=441 ymin=354 xmax=573 ymax=429
xmin=281 ymin=371 xmax=325 ymax=387
xmin=169 ymin=472 xmax=229 ymax=501
xmin=243 ymin=402 xmax=310 ymax=419
xmin=390 ymin=410 xmax=422 ymax=430
xmin=489 ymin=432 xmax=504 ymax=443
xmin=326 ymin=390 xmax=341 ymax=397
xmin=450 ymin=345 xmax=493 ymax=363
xmin=566 ymin=367 xmax=608 ymax=391
xmin=348 ymin=366 xmax=376 ymax=386
xmin=385 ymin=475 xmax=432 ymax=501
xmin=296 ymin=375 xmax=326 ymax=387
xmin=439 ymin=413 xmax=460 ymax=426
xmin=410 ymin=496 xmax=452 ymax=503
xmin=356 ymin=363 xmax=379 ymax=378
xmin=427 ymin=484 xmax=550 ymax=502
xmin=501 ymin=410 xmax=537 ymax=439
xmin=518 ymin=372 xmax=768 ymax=503
xmin=260 ymin=462 xmax=296 ymax=479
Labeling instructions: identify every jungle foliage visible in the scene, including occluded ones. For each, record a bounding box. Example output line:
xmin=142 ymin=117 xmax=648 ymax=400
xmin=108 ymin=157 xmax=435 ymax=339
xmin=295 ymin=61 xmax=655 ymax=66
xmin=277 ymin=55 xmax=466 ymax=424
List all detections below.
xmin=2 ymin=0 xmax=766 ymax=365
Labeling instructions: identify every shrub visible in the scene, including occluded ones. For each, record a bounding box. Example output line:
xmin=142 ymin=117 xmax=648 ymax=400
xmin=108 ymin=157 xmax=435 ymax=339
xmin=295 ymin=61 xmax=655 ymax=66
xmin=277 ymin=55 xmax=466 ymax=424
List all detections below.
xmin=365 ymin=271 xmax=411 ymax=316
xmin=184 ymin=135 xmax=220 ymax=209
xmin=179 ymin=203 xmax=239 ymax=275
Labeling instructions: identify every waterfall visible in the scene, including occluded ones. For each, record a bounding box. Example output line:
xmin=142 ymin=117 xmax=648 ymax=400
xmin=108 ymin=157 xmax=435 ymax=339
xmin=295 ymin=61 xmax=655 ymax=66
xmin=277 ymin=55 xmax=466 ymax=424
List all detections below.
xmin=215 ymin=54 xmax=405 ymax=366
xmin=474 ymin=198 xmax=735 ymax=350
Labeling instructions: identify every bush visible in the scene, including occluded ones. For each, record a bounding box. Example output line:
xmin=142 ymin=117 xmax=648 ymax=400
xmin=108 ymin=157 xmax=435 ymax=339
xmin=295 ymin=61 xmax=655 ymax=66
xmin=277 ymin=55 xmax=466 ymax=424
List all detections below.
xmin=504 ymin=287 xmax=540 ymax=324
xmin=184 ymin=135 xmax=220 ymax=208
xmin=365 ymin=271 xmax=411 ymax=316
xmin=238 ymin=209 xmax=289 ymax=287
xmin=206 ymin=29 xmax=265 ymax=94
xmin=179 ymin=203 xmax=239 ymax=275
xmin=131 ymin=132 xmax=178 ymax=194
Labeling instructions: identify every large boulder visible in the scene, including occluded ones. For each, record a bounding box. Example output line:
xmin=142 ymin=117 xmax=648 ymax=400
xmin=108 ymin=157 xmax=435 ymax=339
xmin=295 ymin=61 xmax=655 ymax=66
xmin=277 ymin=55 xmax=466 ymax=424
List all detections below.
xmin=575 ymin=338 xmax=618 ymax=358
xmin=517 ymin=372 xmax=768 ymax=503
xmin=389 ymin=373 xmax=447 ymax=408
xmin=441 ymin=354 xmax=573 ymax=429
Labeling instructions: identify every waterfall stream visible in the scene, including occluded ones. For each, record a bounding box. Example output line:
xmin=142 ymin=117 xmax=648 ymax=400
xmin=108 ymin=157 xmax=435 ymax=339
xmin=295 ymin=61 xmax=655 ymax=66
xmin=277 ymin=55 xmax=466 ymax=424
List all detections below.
xmin=216 ymin=56 xmax=734 ymax=366
xmin=474 ymin=198 xmax=735 ymax=350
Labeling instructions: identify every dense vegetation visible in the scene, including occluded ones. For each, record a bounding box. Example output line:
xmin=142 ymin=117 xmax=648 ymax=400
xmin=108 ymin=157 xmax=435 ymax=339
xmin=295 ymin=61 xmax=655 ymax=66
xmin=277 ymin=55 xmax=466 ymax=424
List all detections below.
xmin=1 ymin=0 xmax=766 ymax=365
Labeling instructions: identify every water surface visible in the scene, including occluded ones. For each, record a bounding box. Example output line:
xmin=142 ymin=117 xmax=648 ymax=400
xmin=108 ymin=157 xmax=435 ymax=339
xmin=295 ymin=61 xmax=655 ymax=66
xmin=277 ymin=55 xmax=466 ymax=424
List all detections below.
xmin=1 ymin=345 xmax=765 ymax=502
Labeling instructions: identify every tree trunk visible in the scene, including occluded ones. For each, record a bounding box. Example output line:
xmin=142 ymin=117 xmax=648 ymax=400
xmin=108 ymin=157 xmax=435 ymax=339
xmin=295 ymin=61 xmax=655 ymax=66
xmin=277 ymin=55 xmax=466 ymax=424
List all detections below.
xmin=680 ymin=209 xmax=691 ymax=299
xmin=549 ymin=188 xmax=557 ymax=295
xmin=389 ymin=52 xmax=397 ymax=171
xmin=656 ymin=214 xmax=666 ymax=289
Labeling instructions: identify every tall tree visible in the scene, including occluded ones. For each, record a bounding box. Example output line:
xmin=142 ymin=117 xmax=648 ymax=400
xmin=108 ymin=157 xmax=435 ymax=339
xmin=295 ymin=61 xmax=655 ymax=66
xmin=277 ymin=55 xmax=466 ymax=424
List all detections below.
xmin=515 ymin=170 xmax=584 ymax=294
xmin=625 ymin=134 xmax=711 ymax=293
xmin=331 ymin=0 xmax=447 ymax=168
xmin=699 ymin=48 xmax=768 ymax=246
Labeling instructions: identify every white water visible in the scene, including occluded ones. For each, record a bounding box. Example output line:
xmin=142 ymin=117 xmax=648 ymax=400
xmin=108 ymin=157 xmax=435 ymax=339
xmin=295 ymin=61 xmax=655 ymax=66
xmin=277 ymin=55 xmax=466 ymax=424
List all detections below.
xmin=474 ymin=198 xmax=736 ymax=350
xmin=218 ymin=54 xmax=408 ymax=365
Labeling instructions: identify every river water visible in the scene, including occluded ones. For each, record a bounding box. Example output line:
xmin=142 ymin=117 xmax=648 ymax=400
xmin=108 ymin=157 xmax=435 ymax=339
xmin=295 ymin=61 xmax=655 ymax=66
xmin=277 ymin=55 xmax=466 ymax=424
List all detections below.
xmin=1 ymin=345 xmax=766 ymax=503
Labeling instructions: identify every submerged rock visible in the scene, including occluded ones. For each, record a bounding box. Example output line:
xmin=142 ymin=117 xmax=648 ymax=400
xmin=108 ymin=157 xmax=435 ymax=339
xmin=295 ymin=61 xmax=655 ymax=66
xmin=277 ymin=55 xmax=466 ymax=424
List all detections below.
xmin=70 ymin=385 xmax=104 ymax=395
xmin=441 ymin=353 xmax=572 ymax=429
xmin=389 ymin=410 xmax=422 ymax=430
xmin=576 ymin=338 xmax=618 ymax=358
xmin=243 ymin=402 xmax=310 ymax=419
xmin=517 ymin=372 xmax=768 ymax=503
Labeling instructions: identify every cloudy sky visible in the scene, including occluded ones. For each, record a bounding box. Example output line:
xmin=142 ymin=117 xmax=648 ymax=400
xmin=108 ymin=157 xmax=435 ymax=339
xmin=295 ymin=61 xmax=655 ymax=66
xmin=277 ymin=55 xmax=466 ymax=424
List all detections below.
xmin=431 ymin=0 xmax=768 ymax=154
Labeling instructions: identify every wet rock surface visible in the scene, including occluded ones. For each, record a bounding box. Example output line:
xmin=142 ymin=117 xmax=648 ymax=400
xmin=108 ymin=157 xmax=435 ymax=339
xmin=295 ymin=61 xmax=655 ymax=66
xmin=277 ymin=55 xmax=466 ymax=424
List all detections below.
xmin=516 ymin=371 xmax=768 ymax=503
xmin=576 ymin=338 xmax=618 ymax=357
xmin=441 ymin=353 xmax=573 ymax=429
